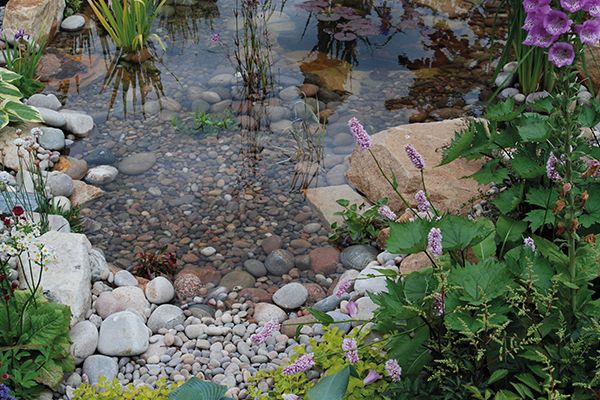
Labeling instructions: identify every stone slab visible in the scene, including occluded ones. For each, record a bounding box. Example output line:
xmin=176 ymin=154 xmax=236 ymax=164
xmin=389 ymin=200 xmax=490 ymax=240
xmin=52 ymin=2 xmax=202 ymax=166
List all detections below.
xmin=304 ymin=184 xmax=369 ymax=228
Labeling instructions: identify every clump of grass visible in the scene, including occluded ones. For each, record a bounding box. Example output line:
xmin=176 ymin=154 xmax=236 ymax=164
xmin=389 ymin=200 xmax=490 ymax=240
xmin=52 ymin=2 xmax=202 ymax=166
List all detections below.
xmin=89 ymin=0 xmax=166 ymax=55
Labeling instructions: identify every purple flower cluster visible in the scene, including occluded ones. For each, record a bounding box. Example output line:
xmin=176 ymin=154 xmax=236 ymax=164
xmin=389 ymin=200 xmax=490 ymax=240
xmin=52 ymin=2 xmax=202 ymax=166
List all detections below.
xmin=379 ymin=205 xmax=397 ymax=221
xmin=0 ymin=384 xmax=16 ymax=400
xmin=427 ymin=227 xmax=443 ymax=257
xmin=209 ymin=32 xmax=221 ymax=47
xmin=415 ymin=190 xmax=431 ymax=213
xmin=363 ymin=369 xmax=382 ymax=385
xmin=346 ymin=300 xmax=358 ymax=317
xmin=546 ymin=152 xmax=562 ymax=181
xmin=342 ymin=338 xmax=359 ymax=363
xmin=249 ymin=319 xmax=280 ymax=344
xmin=524 ymin=237 xmax=537 ymax=252
xmin=385 ymin=359 xmax=402 ymax=382
xmin=522 ymin=0 xmax=600 ymax=67
xmin=348 ymin=117 xmax=372 ymax=150
xmin=335 ymin=279 xmax=352 ymax=297
xmin=283 ymin=353 xmax=315 ymax=375
xmin=404 ymin=144 xmax=425 ymax=170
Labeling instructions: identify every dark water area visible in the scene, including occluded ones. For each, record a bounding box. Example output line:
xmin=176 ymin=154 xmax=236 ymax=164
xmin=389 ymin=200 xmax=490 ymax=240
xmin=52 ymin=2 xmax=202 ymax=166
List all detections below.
xmin=40 ymin=0 xmax=503 ymax=271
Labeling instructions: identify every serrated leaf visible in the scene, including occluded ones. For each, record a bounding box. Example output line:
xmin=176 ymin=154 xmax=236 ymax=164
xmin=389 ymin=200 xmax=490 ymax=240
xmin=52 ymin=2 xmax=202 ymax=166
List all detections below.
xmin=485 ymin=98 xmax=523 ymax=122
xmin=496 ymin=216 xmax=527 ymax=244
xmin=168 ymin=377 xmax=228 ymax=400
xmin=438 ymin=216 xmax=494 ymax=251
xmin=471 ymin=159 xmax=509 ymax=184
xmin=307 ymin=366 xmax=351 ymax=400
xmin=488 ymin=369 xmax=509 ymax=385
xmin=533 ymin=235 xmax=568 ymax=266
xmin=386 ymin=219 xmax=430 ymax=254
xmin=440 ymin=123 xmax=475 ymax=165
xmin=516 ymin=113 xmax=549 ymax=142
xmin=524 ymin=209 xmax=555 ymax=232
xmin=528 ymin=97 xmax=553 ymax=114
xmin=492 ymin=184 xmax=524 ymax=214
xmin=578 ymin=106 xmax=598 ymax=127
xmin=525 ymin=187 xmax=558 ymax=208
xmin=510 ymin=153 xmax=545 ymax=179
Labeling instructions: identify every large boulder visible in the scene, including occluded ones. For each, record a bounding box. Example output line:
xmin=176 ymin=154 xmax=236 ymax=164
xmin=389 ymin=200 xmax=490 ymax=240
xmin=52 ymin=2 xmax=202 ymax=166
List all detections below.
xmin=97 ymin=311 xmax=149 ymax=356
xmin=346 ymin=119 xmax=483 ymax=214
xmin=18 ymin=231 xmax=92 ymax=326
xmin=3 ymin=0 xmax=66 ymax=40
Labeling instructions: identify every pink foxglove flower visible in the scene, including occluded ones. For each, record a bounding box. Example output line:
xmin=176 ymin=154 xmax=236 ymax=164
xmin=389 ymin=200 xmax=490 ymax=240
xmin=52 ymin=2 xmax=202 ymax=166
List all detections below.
xmin=404 ymin=144 xmax=424 ymax=170
xmin=543 ymin=10 xmax=572 ymax=36
xmin=250 ymin=319 xmax=280 ymax=344
xmin=427 ymin=227 xmax=443 ymax=257
xmin=283 ymin=353 xmax=315 ymax=375
xmin=385 ymin=359 xmax=402 ymax=382
xmin=548 ymin=42 xmax=575 ymax=68
xmin=560 ymin=0 xmax=584 ymax=12
xmin=379 ymin=205 xmax=397 ymax=221
xmin=348 ymin=117 xmax=372 ymax=150
xmin=363 ymin=369 xmax=382 ymax=385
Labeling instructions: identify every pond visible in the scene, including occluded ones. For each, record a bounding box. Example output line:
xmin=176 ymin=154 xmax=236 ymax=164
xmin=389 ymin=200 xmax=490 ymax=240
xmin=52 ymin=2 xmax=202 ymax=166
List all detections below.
xmin=41 ymin=0 xmax=500 ymax=270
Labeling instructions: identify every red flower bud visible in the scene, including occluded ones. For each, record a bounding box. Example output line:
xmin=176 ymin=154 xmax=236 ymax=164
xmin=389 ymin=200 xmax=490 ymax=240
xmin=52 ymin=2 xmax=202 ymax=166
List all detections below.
xmin=11 ymin=205 xmax=24 ymax=217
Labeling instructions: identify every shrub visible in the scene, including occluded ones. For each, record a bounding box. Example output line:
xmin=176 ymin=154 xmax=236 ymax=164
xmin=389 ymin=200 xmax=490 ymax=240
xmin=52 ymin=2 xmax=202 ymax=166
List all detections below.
xmin=248 ymin=327 xmax=391 ymax=399
xmin=72 ymin=377 xmax=178 ymax=399
xmin=89 ymin=0 xmax=166 ymax=54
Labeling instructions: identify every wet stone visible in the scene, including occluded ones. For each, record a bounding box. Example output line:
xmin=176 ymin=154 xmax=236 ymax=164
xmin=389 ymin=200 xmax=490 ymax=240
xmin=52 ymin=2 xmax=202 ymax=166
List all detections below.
xmin=264 ymin=249 xmax=295 ymax=276
xmin=117 ymin=152 xmax=157 ymax=175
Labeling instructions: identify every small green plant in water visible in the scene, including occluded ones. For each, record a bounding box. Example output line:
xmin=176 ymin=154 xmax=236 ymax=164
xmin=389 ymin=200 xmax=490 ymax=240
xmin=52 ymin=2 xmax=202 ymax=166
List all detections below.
xmin=171 ymin=110 xmax=234 ymax=136
xmin=64 ymin=0 xmax=82 ymax=17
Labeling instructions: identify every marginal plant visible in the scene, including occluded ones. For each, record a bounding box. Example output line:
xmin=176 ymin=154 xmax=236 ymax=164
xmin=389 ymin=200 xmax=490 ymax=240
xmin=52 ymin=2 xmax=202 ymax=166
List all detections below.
xmin=329 ymin=198 xmax=389 ymax=246
xmin=89 ymin=0 xmax=167 ymax=55
xmin=1 ymin=30 xmax=46 ymax=97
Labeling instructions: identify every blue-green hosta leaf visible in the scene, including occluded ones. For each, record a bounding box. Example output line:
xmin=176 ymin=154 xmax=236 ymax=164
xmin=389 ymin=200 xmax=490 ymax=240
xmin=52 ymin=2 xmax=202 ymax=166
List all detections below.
xmin=307 ymin=365 xmax=351 ymax=400
xmin=168 ymin=377 xmax=232 ymax=400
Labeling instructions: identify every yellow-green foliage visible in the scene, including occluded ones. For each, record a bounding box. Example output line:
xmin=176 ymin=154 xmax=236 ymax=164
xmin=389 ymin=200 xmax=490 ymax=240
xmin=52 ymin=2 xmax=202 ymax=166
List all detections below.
xmin=248 ymin=327 xmax=389 ymax=399
xmin=72 ymin=377 xmax=181 ymax=400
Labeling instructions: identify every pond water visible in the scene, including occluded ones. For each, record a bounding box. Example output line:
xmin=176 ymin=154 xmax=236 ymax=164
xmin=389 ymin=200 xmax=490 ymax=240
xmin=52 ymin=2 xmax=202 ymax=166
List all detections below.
xmin=42 ymin=0 xmax=500 ymax=270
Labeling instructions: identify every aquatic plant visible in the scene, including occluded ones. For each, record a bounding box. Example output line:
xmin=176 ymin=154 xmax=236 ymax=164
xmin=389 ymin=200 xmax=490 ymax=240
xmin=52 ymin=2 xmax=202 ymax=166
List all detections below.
xmin=89 ymin=0 xmax=166 ymax=55
xmin=1 ymin=31 xmax=46 ymax=97
xmin=132 ymin=245 xmax=177 ymax=280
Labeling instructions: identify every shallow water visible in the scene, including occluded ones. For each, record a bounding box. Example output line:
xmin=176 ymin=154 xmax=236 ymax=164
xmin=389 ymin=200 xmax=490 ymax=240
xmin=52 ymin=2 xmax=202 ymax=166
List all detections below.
xmin=42 ymin=0 xmax=500 ymax=270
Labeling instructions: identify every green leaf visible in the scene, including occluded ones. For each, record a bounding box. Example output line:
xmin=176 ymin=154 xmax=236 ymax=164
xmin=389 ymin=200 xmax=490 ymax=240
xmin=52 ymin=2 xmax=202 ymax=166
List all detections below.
xmin=471 ymin=159 xmax=509 ymax=185
xmin=440 ymin=123 xmax=475 ymax=165
xmin=492 ymin=184 xmax=524 ymax=214
xmin=336 ymin=199 xmax=350 ymax=207
xmin=447 ymin=260 xmax=512 ymax=304
xmin=577 ymin=106 xmax=598 ymax=127
xmin=0 ymin=111 xmax=9 ymax=129
xmin=386 ymin=219 xmax=430 ymax=254
xmin=527 ymin=97 xmax=553 ymax=114
xmin=533 ymin=235 xmax=568 ymax=266
xmin=307 ymin=366 xmax=351 ymax=400
xmin=496 ymin=215 xmax=527 ymax=244
xmin=524 ymin=209 xmax=555 ymax=232
xmin=510 ymin=153 xmax=545 ymax=179
xmin=168 ymin=377 xmax=230 ymax=400
xmin=485 ymin=98 xmax=522 ymax=122
xmin=308 ymin=308 xmax=334 ymax=324
xmin=0 ymin=80 xmax=24 ymax=101
xmin=525 ymin=187 xmax=558 ymax=208
xmin=0 ymin=67 xmax=22 ymax=83
xmin=438 ymin=216 xmax=494 ymax=251
xmin=3 ymin=100 xmax=42 ymax=122
xmin=580 ymin=191 xmax=600 ymax=228
xmin=488 ymin=369 xmax=509 ymax=385
xmin=386 ymin=325 xmax=431 ymax=378
xmin=516 ymin=113 xmax=549 ymax=142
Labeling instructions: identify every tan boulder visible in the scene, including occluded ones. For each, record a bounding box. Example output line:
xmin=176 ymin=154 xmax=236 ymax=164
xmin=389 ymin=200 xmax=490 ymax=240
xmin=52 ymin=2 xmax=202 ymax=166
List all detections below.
xmin=346 ymin=119 xmax=484 ymax=214
xmin=0 ymin=123 xmax=40 ymax=171
xmin=304 ymin=184 xmax=369 ymax=228
xmin=69 ymin=180 xmax=104 ymax=206
xmin=3 ymin=0 xmax=66 ymax=40
xmin=412 ymin=0 xmax=474 ymax=17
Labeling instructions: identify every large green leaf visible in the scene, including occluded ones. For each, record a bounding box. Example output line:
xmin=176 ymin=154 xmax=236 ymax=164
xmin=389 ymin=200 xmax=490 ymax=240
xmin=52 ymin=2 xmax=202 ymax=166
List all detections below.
xmin=386 ymin=219 xmax=430 ymax=254
xmin=532 ymin=235 xmax=568 ymax=267
xmin=0 ymin=110 xmax=9 ymax=129
xmin=485 ymin=98 xmax=523 ymax=122
xmin=524 ymin=209 xmax=555 ymax=232
xmin=387 ymin=325 xmax=431 ymax=378
xmin=168 ymin=377 xmax=232 ymax=400
xmin=0 ymin=80 xmax=24 ymax=101
xmin=496 ymin=216 xmax=527 ymax=245
xmin=492 ymin=184 xmax=524 ymax=214
xmin=516 ymin=113 xmax=549 ymax=142
xmin=510 ymin=153 xmax=545 ymax=179
xmin=580 ymin=190 xmax=600 ymax=228
xmin=0 ymin=67 xmax=22 ymax=83
xmin=447 ymin=260 xmax=512 ymax=304
xmin=471 ymin=159 xmax=509 ymax=185
xmin=440 ymin=123 xmax=475 ymax=165
xmin=307 ymin=366 xmax=351 ymax=400
xmin=438 ymin=216 xmax=494 ymax=251
xmin=3 ymin=100 xmax=42 ymax=122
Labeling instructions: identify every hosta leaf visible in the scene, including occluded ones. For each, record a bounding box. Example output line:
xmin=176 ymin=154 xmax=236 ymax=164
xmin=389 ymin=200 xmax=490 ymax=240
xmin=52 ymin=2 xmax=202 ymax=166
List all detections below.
xmin=168 ymin=377 xmax=230 ymax=400
xmin=0 ymin=80 xmax=24 ymax=100
xmin=0 ymin=67 xmax=22 ymax=83
xmin=307 ymin=366 xmax=351 ymax=400
xmin=0 ymin=111 xmax=9 ymax=129
xmin=3 ymin=100 xmax=42 ymax=122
